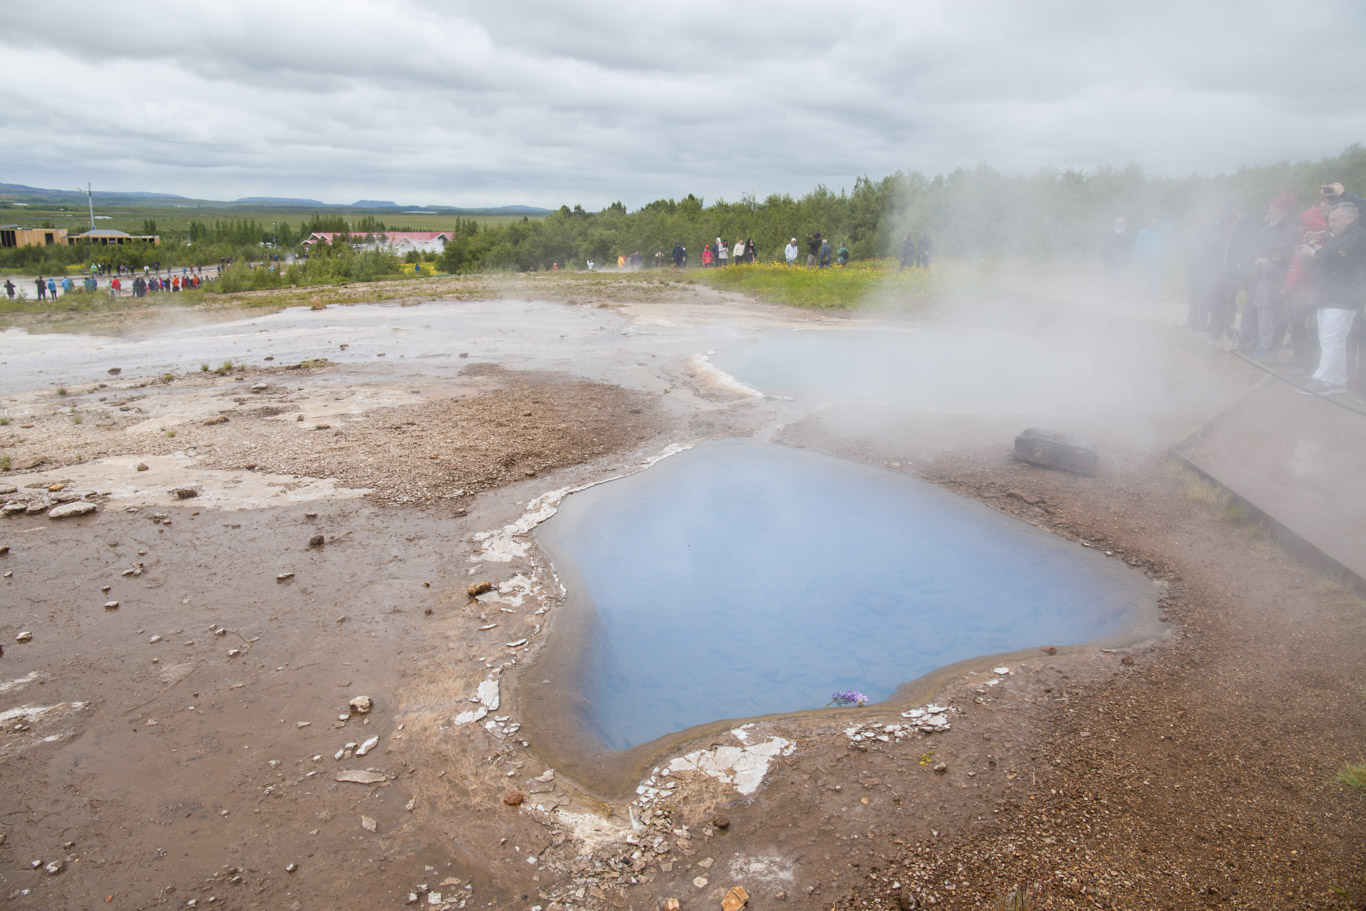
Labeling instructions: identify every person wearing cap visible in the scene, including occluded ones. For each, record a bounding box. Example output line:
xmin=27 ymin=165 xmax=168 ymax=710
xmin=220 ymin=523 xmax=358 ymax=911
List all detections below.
xmin=1238 ymin=191 xmax=1301 ymax=356
xmin=671 ymin=242 xmax=685 ymax=269
xmin=1319 ymin=182 xmax=1366 ymax=214
xmin=785 ymin=237 xmax=799 ymax=266
xmin=1298 ymin=200 xmax=1366 ymax=395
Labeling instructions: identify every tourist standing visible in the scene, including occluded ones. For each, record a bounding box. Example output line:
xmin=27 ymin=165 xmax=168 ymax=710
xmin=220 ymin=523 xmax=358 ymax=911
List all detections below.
xmin=1299 ymin=202 xmax=1366 ymax=395
xmin=784 ymin=237 xmax=799 ymax=266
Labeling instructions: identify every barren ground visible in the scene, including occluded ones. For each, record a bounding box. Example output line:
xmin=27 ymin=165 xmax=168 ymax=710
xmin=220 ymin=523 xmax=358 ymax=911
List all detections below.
xmin=0 ymin=279 xmax=1363 ymax=911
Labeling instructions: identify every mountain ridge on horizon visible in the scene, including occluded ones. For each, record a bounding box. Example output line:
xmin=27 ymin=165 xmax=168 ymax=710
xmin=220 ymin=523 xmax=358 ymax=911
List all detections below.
xmin=0 ymin=182 xmax=552 ymax=216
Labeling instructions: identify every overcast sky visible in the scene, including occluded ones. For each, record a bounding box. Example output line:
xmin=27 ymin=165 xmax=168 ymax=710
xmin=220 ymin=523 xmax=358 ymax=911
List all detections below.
xmin=3 ymin=1 xmax=1363 ymax=210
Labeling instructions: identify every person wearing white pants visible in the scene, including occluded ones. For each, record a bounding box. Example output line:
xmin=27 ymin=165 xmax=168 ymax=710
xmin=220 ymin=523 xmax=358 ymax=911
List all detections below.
xmin=1312 ymin=308 xmax=1357 ymax=389
xmin=1300 ymin=201 xmax=1366 ymax=395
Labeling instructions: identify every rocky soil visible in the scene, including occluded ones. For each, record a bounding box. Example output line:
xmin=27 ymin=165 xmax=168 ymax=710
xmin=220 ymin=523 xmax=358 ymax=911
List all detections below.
xmin=0 ymin=284 xmax=1362 ymax=911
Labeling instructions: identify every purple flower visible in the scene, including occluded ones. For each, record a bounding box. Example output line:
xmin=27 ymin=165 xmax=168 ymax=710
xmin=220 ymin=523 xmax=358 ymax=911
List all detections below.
xmin=831 ymin=690 xmax=868 ymax=707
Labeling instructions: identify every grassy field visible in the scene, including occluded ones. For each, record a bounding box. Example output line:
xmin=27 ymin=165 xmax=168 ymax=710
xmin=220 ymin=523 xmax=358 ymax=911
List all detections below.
xmin=0 ymin=263 xmax=946 ymax=336
xmin=687 ymin=258 xmax=939 ymax=310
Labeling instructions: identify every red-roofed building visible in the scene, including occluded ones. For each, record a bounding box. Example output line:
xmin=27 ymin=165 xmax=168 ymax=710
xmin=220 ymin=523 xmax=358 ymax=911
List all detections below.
xmin=301 ymin=231 xmax=453 ymax=254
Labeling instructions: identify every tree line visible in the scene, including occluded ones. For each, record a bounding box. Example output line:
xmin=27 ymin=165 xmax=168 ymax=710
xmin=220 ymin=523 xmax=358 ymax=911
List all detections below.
xmin=433 ymin=144 xmax=1366 ymax=273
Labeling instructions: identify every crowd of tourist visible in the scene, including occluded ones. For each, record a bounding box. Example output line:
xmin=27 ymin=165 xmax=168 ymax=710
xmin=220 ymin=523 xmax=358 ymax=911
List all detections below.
xmin=3 ymin=265 xmax=220 ymax=302
xmin=1106 ymin=182 xmax=1366 ymax=398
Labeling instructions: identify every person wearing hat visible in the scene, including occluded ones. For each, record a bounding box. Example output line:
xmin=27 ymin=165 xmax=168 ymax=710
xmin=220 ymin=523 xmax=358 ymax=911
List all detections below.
xmin=1238 ymin=191 xmax=1301 ymax=356
xmin=1298 ymin=200 xmax=1366 ymax=395
xmin=785 ymin=237 xmax=799 ymax=266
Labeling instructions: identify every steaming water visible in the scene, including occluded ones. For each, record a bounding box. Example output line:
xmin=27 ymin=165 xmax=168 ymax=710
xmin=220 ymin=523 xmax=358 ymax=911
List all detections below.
xmin=534 ymin=439 xmax=1156 ymax=751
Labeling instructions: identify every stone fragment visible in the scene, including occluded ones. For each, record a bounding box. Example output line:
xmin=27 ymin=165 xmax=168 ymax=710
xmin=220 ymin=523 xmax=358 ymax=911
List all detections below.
xmin=933 ymin=762 xmax=948 ymax=774
xmin=355 ymin=735 xmax=379 ymax=757
xmin=348 ymin=696 xmax=372 ymax=715
xmin=15 ymin=631 xmax=32 ymax=643
xmin=285 ymin=862 xmax=297 ymax=873
xmin=203 ymin=415 xmax=229 ymax=425
xmin=276 ymin=572 xmax=294 ymax=583
xmin=336 ymin=770 xmax=387 ymax=784
xmin=170 ymin=487 xmax=199 ymax=499
xmin=693 ymin=877 xmax=708 ymax=889
xmin=711 ymin=814 xmax=729 ymax=830
xmin=722 ymin=886 xmax=749 ymax=911
xmin=361 ymin=815 xmax=377 ymax=832
xmin=1041 ymin=645 xmax=1058 ymax=655
xmin=49 ymin=502 xmax=97 ymax=519
xmin=104 ymin=601 xmax=119 ymax=610
xmin=467 ymin=581 xmax=494 ymax=600
xmin=44 ymin=860 xmax=64 ymax=875
xmin=136 ymin=463 xmax=149 ymax=472
xmin=309 ymin=534 xmax=325 ymax=547
xmin=663 ymin=900 xmax=681 ymax=911
xmin=108 ymin=367 xmax=121 ymax=375
xmin=502 ymin=790 xmax=525 ymax=806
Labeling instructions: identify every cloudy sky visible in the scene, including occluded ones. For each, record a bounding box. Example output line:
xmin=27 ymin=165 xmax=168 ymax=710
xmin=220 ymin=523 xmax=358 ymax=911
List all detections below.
xmin=3 ymin=1 xmax=1363 ymax=210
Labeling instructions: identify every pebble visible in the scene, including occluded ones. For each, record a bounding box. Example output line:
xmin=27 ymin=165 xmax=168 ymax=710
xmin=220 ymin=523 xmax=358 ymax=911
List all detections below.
xmin=348 ymin=696 xmax=372 ymax=715
xmin=16 ymin=631 xmax=32 ymax=643
xmin=104 ymin=601 xmax=120 ymax=611
xmin=361 ymin=815 xmax=377 ymax=833
xmin=355 ymin=735 xmax=379 ymax=756
xmin=276 ymin=572 xmax=294 ymax=583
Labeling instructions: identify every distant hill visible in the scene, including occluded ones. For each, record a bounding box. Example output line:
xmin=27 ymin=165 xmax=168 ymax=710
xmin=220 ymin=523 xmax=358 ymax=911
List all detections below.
xmin=0 ymin=181 xmax=553 ymax=216
xmin=233 ymin=196 xmax=327 ymax=207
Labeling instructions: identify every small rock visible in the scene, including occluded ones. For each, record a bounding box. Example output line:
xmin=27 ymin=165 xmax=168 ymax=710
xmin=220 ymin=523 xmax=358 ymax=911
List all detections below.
xmin=722 ymin=885 xmax=749 ymax=911
xmin=227 ymin=648 xmax=241 ymax=658
xmin=15 ymin=631 xmax=32 ymax=643
xmin=203 ymin=416 xmax=229 ymax=426
xmin=467 ymin=581 xmax=494 ymax=600
xmin=355 ymin=735 xmax=379 ymax=757
xmin=47 ymin=483 xmax=66 ymax=492
xmin=136 ymin=463 xmax=149 ymax=472
xmin=361 ymin=815 xmax=377 ymax=832
xmin=104 ymin=601 xmax=120 ymax=610
xmin=336 ymin=770 xmax=388 ymax=784
xmin=49 ymin=501 xmax=97 ymax=519
xmin=502 ymin=790 xmax=526 ymax=806
xmin=44 ymin=860 xmax=64 ymax=875
xmin=170 ymin=488 xmax=199 ymax=499
xmin=693 ymin=877 xmax=708 ymax=889
xmin=0 ymin=545 xmax=8 ymax=556
xmin=276 ymin=572 xmax=294 ymax=583
xmin=251 ymin=383 xmax=269 ymax=393
xmin=711 ymin=814 xmax=730 ymax=830
xmin=534 ymin=769 xmax=555 ymax=783
xmin=308 ymin=534 xmax=325 ymax=548
xmin=348 ymin=696 xmax=372 ymax=715
xmin=285 ymin=862 xmax=297 ymax=873
xmin=933 ymin=762 xmax=948 ymax=774
xmin=108 ymin=367 xmax=122 ymax=375
xmin=1041 ymin=645 xmax=1058 ymax=656
xmin=664 ymin=900 xmax=681 ymax=911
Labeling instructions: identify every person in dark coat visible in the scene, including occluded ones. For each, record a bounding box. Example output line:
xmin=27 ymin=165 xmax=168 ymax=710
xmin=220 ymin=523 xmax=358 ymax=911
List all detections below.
xmin=1192 ymin=203 xmax=1254 ymax=338
xmin=1238 ymin=191 xmax=1301 ymax=356
xmin=1298 ymin=201 xmax=1366 ymax=394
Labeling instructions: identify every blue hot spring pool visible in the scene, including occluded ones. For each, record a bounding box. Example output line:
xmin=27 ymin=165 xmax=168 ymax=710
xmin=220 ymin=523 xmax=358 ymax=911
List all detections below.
xmin=531 ymin=440 xmax=1156 ymax=752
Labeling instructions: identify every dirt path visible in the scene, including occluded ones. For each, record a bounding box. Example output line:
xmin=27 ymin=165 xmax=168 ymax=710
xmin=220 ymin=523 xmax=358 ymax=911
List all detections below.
xmin=0 ymin=284 xmax=1362 ymax=910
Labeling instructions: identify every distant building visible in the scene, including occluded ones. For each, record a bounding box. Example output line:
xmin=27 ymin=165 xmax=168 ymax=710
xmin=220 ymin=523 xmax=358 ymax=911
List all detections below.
xmin=1 ymin=226 xmax=70 ymax=248
xmin=301 ymin=231 xmax=452 ymax=254
xmin=69 ymin=229 xmax=160 ymax=246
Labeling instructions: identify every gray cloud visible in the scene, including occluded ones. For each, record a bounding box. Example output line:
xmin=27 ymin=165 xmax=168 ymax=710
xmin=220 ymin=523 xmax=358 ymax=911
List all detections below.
xmin=2 ymin=0 xmax=1362 ymax=208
